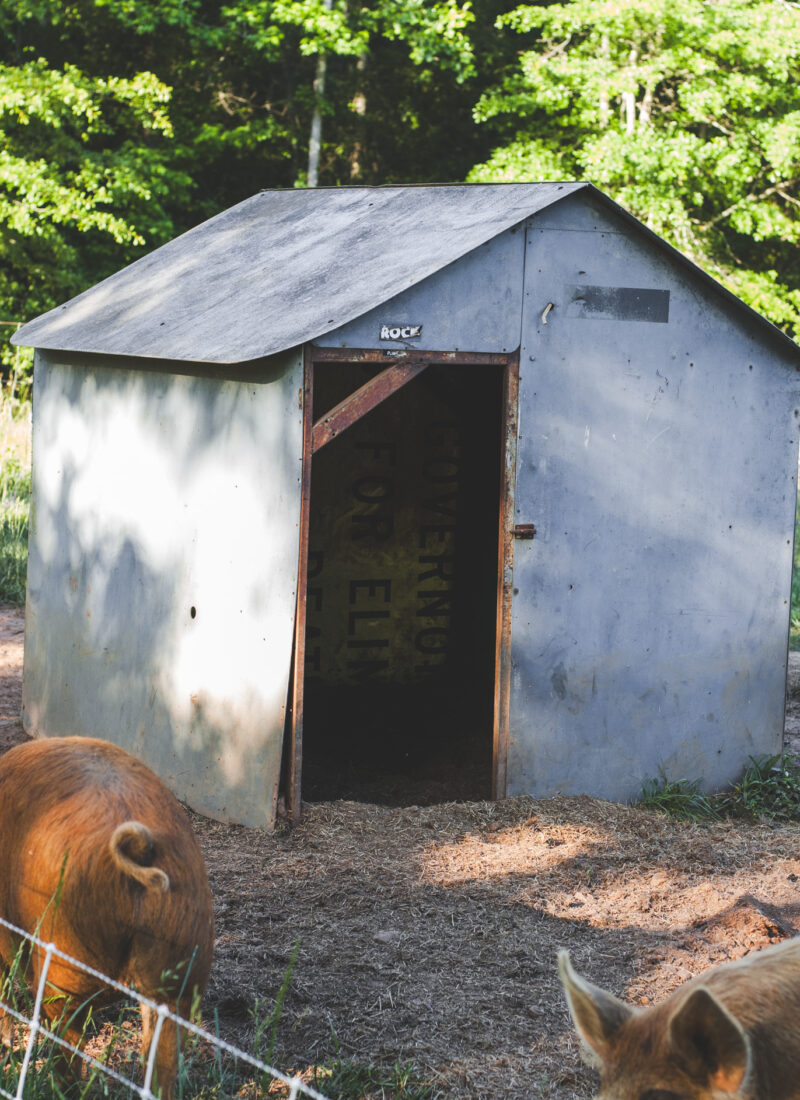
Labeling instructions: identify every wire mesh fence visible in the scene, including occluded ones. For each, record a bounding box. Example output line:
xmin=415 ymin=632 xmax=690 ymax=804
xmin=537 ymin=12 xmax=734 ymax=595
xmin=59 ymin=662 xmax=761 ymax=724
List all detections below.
xmin=0 ymin=914 xmax=332 ymax=1100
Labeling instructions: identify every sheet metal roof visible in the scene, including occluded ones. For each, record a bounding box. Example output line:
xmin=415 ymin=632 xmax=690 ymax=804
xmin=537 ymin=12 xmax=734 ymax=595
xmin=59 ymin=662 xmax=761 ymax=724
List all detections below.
xmin=14 ymin=182 xmax=584 ymax=364
xmin=14 ymin=181 xmax=800 ymax=365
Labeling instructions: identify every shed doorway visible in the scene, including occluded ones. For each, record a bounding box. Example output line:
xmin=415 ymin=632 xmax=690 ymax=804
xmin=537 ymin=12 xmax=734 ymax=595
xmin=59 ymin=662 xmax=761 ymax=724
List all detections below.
xmin=288 ymin=350 xmax=518 ymax=816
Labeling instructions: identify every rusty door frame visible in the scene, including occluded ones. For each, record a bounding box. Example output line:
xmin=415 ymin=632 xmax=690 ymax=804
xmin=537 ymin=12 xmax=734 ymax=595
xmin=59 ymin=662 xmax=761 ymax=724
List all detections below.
xmin=287 ymin=345 xmax=519 ymax=822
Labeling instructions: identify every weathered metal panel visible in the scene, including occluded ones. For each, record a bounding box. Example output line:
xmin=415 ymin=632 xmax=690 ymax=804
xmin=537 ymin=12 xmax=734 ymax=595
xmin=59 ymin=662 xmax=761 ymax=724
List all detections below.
xmin=492 ymin=355 xmax=520 ymax=798
xmin=508 ymin=194 xmax=800 ymax=803
xmin=23 ymin=349 xmax=304 ymax=828
xmin=314 ymin=225 xmax=525 ymax=353
xmin=13 ymin=184 xmax=576 ymax=364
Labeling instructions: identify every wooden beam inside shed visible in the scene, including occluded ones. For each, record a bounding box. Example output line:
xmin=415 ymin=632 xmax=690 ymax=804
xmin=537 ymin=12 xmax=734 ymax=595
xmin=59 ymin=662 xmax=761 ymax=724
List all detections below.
xmin=311 ymin=360 xmax=430 ymax=453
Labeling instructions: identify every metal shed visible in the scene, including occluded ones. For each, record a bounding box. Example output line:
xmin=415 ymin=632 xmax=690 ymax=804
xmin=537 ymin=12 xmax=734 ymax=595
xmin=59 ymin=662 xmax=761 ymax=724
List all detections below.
xmin=14 ymin=182 xmax=800 ymax=828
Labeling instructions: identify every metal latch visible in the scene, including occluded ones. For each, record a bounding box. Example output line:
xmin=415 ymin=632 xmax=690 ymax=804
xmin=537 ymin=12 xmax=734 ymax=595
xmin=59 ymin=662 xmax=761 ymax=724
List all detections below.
xmin=513 ymin=524 xmax=536 ymax=540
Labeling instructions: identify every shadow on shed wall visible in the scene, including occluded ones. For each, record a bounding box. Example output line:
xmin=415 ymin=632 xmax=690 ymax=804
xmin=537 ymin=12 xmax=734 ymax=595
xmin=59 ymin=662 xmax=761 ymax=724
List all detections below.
xmin=23 ymin=350 xmax=303 ymax=827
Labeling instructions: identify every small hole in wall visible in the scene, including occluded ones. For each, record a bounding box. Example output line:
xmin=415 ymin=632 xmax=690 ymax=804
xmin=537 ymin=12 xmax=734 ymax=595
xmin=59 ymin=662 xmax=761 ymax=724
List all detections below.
xmin=190 ymin=606 xmax=197 ymax=619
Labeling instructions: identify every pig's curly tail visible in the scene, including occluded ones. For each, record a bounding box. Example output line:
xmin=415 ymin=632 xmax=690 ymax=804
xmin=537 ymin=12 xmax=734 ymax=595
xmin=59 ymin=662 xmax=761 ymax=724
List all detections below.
xmin=110 ymin=821 xmax=170 ymax=892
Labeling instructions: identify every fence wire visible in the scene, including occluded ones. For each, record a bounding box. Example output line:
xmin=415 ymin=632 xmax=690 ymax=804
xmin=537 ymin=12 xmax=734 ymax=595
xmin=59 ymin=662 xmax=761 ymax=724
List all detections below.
xmin=0 ymin=914 xmax=332 ymax=1100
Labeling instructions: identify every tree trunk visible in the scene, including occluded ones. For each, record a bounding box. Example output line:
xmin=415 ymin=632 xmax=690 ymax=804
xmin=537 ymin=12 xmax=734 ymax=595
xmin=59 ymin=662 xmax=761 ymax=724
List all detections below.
xmin=307 ymin=0 xmax=333 ymax=187
xmin=599 ymin=34 xmax=609 ymax=127
xmin=350 ymin=52 xmax=368 ymax=180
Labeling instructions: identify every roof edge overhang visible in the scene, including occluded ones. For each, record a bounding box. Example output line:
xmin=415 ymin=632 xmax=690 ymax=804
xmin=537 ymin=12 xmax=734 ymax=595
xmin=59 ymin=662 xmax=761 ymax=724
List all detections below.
xmin=12 ymin=182 xmax=585 ymax=365
xmin=12 ymin=181 xmax=800 ymax=368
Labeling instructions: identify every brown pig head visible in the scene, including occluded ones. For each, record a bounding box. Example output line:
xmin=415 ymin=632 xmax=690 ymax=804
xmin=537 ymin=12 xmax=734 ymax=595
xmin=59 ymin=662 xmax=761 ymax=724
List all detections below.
xmin=558 ymin=950 xmax=750 ymax=1099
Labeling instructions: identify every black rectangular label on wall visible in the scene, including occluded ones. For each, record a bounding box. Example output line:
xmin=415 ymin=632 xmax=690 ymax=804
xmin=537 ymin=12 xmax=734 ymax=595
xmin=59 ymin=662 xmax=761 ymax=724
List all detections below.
xmin=565 ymin=285 xmax=670 ymax=323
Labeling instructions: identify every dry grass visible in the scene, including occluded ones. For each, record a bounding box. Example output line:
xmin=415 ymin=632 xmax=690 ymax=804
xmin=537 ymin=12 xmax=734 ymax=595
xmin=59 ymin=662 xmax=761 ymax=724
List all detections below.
xmin=2 ymin=607 xmax=800 ymax=1099
xmin=0 ymin=334 xmax=32 ymax=473
xmin=193 ymin=795 xmax=800 ymax=1099
xmin=0 ymin=403 xmax=30 ymax=471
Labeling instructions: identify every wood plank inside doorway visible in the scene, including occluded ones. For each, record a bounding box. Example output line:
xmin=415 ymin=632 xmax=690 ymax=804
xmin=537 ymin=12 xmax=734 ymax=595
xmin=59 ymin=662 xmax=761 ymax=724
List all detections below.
xmin=311 ymin=360 xmax=431 ymax=453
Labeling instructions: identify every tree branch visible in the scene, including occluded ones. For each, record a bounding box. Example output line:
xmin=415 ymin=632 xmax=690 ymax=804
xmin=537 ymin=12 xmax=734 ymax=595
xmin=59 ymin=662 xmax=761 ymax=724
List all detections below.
xmin=700 ymin=178 xmax=800 ymax=230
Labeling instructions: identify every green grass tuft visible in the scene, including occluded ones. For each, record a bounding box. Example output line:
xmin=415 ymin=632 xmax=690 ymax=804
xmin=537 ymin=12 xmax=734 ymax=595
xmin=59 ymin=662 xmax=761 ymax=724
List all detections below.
xmin=0 ymin=393 xmax=31 ymax=606
xmin=0 ymin=941 xmax=438 ymax=1100
xmin=640 ymin=754 xmax=800 ymax=824
xmin=309 ymin=1056 xmax=439 ymax=1100
xmin=0 ymin=458 xmax=29 ymax=606
xmin=639 ymin=774 xmax=722 ymax=822
xmin=719 ymin=753 xmax=800 ymax=821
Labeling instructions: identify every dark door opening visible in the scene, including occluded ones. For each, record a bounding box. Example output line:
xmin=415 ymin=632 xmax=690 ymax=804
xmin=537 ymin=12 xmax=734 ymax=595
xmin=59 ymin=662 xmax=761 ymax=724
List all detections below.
xmin=300 ymin=358 xmax=505 ymax=806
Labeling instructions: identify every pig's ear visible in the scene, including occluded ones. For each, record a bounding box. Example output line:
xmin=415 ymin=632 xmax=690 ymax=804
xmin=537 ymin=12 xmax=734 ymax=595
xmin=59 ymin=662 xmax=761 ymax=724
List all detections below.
xmin=668 ymin=986 xmax=749 ymax=1093
xmin=558 ymin=950 xmax=634 ymax=1066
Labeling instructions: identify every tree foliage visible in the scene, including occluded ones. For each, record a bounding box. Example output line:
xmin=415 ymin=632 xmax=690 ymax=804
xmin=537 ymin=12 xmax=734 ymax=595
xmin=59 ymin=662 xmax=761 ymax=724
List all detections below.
xmin=2 ymin=0 xmax=800 ymax=344
xmin=1 ymin=0 xmax=515 ymax=336
xmin=0 ymin=63 xmax=184 ymax=319
xmin=470 ymin=0 xmax=800 ymax=336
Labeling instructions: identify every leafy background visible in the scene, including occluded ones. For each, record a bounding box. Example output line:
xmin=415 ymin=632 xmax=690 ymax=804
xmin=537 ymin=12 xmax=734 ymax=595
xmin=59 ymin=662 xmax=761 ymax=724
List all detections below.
xmin=1 ymin=0 xmax=800 ymax=342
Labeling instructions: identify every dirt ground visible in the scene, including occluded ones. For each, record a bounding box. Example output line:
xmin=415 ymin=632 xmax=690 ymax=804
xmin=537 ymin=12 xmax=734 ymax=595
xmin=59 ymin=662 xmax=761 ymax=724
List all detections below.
xmin=2 ymin=605 xmax=800 ymax=1099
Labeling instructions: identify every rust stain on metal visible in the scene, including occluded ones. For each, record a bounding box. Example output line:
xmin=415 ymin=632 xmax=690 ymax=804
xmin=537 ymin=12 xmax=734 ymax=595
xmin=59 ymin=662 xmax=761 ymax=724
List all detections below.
xmin=311 ymin=346 xmax=511 ymax=367
xmin=493 ymin=351 xmax=520 ymax=800
xmin=311 ymin=360 xmax=430 ymax=453
xmin=513 ymin=523 xmax=536 ymax=539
